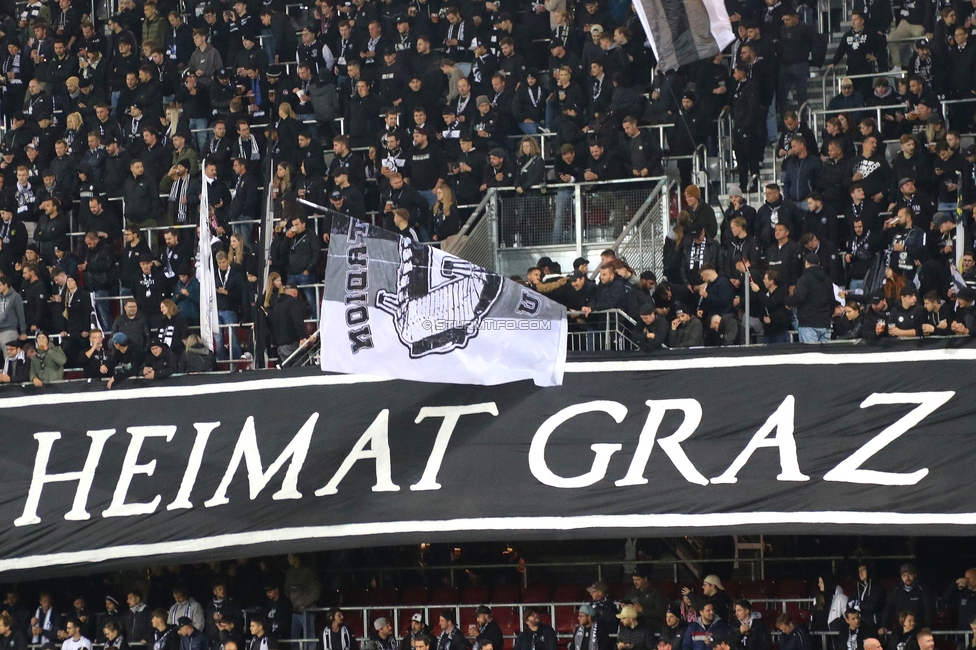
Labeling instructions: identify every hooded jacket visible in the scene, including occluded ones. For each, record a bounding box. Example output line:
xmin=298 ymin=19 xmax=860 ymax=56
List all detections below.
xmin=786 ymin=265 xmax=838 ymax=328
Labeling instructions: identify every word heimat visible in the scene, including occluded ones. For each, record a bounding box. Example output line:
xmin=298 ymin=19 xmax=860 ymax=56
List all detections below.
xmin=13 ymin=392 xmax=950 ymax=527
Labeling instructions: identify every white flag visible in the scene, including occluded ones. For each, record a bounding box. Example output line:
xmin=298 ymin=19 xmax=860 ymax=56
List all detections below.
xmin=198 ymin=168 xmax=219 ymax=352
xmin=319 ymin=216 xmax=567 ymax=387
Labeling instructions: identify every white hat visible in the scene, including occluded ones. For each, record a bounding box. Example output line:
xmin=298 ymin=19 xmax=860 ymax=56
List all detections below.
xmin=411 ymin=614 xmax=424 ymax=623
xmin=374 ymin=618 xmax=390 ymax=631
xmin=703 ymin=575 xmax=724 ymax=590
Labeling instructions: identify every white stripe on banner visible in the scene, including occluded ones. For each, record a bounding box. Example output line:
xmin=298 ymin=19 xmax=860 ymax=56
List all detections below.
xmin=0 ymin=511 xmax=975 ymax=572
xmin=2 ymin=348 xmax=976 ymax=411
xmin=198 ymin=168 xmax=219 ymax=352
xmin=633 ymin=0 xmax=734 ymax=72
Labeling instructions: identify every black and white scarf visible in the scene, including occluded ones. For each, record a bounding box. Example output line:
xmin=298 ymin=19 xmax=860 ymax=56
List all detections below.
xmin=170 ymin=174 xmax=190 ymax=224
xmin=526 ymin=84 xmax=542 ymax=107
xmin=32 ymin=607 xmax=53 ymax=643
xmin=324 ymin=626 xmax=353 ymax=650
xmin=572 ymin=624 xmax=599 ymax=650
xmin=239 ymin=135 xmax=260 ymax=161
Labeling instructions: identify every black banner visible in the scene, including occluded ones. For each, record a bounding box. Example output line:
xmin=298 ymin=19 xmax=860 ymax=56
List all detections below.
xmin=3 ymin=340 xmax=976 ymax=576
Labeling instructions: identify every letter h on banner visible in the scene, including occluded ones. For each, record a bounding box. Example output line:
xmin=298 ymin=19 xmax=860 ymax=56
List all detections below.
xmin=15 ymin=430 xmax=116 ymax=526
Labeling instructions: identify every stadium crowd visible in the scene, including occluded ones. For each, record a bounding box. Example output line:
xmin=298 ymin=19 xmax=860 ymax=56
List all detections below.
xmin=3 ymin=559 xmax=976 ymax=650
xmin=0 ymin=0 xmax=975 ymax=377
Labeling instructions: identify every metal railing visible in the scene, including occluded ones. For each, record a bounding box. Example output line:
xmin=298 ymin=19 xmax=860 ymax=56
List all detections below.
xmin=566 ymin=308 xmax=640 ymax=352
xmin=610 ymin=179 xmax=675 ymax=281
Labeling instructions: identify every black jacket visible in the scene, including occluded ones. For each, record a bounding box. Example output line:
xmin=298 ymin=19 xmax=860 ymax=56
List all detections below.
xmin=636 ymin=315 xmax=669 ymax=353
xmin=229 ymin=172 xmax=260 ymax=221
xmin=729 ymin=617 xmax=773 ymax=650
xmin=756 ymin=284 xmax=792 ymax=334
xmin=587 ymin=276 xmax=627 ymax=312
xmin=785 ymin=265 xmax=837 ymax=328
xmin=286 ymin=229 xmax=321 ymax=277
xmin=270 ymin=294 xmax=306 ymax=346
xmin=765 ymin=239 xmax=805 ymax=288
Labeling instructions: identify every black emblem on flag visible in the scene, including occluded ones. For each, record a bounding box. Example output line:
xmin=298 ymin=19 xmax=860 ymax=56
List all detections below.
xmin=376 ymin=238 xmax=502 ymax=357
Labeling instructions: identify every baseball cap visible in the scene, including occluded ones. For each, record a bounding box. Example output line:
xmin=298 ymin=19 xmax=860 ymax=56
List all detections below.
xmin=804 ymin=252 xmax=821 ymax=266
xmin=178 ymin=618 xmax=193 ymax=628
xmin=840 ymin=78 xmax=853 ymax=87
xmin=957 ymin=287 xmax=976 ymax=302
xmin=590 ymin=24 xmax=604 ymax=34
xmin=410 ymin=614 xmax=424 ymax=623
xmin=475 ymin=606 xmax=492 ymax=616
xmin=966 ymin=144 xmax=976 ymax=157
xmin=330 ymin=190 xmax=343 ymax=200
xmin=578 ymin=604 xmax=596 ymax=616
xmin=703 ymin=575 xmax=724 ymax=590
xmin=569 ymin=271 xmax=585 ymax=281
xmin=934 ymin=212 xmax=956 ymax=226
xmin=617 ymin=605 xmax=638 ymax=620
xmin=869 ymin=289 xmax=887 ymax=304
xmin=111 ymin=332 xmax=128 ymax=346
xmin=586 ymin=581 xmax=608 ymax=594
xmin=373 ymin=618 xmax=389 ymax=631
xmin=900 ymin=285 xmax=917 ymax=296
xmin=916 ymin=38 xmax=931 ymax=48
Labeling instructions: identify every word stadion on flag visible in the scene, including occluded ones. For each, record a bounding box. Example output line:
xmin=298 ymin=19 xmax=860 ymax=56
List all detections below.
xmin=319 ymin=216 xmax=567 ymax=387
xmin=633 ymin=0 xmax=735 ymax=72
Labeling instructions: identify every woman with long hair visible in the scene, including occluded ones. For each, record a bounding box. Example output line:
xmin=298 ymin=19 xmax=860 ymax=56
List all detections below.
xmin=276 ymin=102 xmax=302 ymax=158
xmin=263 ymin=272 xmax=284 ymax=311
xmin=431 ymin=185 xmax=460 ymax=242
xmin=155 ymin=299 xmax=190 ymax=355
xmin=272 ymin=162 xmax=296 ymax=224
xmin=178 ymin=333 xmax=217 ymax=373
xmin=59 ymin=275 xmax=92 ymax=366
xmin=64 ymin=112 xmax=88 ymax=159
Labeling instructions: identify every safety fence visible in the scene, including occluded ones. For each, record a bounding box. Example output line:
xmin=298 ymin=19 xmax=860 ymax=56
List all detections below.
xmin=565 ymin=309 xmax=640 ymax=352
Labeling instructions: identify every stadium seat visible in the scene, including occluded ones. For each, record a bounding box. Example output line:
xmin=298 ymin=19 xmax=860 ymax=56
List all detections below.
xmin=494 ymin=607 xmax=520 ymax=635
xmin=492 ymin=585 xmax=521 ymax=604
xmin=553 ymin=605 xmax=578 ymax=635
xmin=461 ymin=586 xmax=490 ymax=604
xmin=521 ymin=585 xmax=551 ymax=604
xmin=400 ymin=587 xmax=430 ymax=605
xmin=366 ymin=608 xmax=394 ymax=629
xmin=344 ymin=590 xmax=370 ymax=606
xmin=652 ymin=581 xmax=679 ymax=600
xmin=793 ymin=610 xmax=812 ymax=626
xmin=776 ymin=580 xmax=808 ymax=599
xmin=460 ymin=606 xmax=479 ymax=631
xmin=369 ymin=588 xmax=399 ymax=606
xmin=343 ymin=610 xmax=366 ymax=637
xmin=431 ymin=586 xmax=460 ymax=605
xmin=610 ymin=583 xmax=632 ymax=601
xmin=553 ymin=584 xmax=587 ymax=603
xmin=723 ymin=580 xmax=742 ymax=598
xmin=738 ymin=580 xmax=772 ymax=599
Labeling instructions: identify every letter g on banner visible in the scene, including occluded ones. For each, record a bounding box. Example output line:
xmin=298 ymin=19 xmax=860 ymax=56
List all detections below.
xmin=529 ymin=401 xmax=625 ymax=488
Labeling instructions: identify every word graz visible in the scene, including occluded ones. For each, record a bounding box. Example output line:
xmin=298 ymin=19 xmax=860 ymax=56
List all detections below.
xmin=14 ymin=391 xmax=950 ymax=526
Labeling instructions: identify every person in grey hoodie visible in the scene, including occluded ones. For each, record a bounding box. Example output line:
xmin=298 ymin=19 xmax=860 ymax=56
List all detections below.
xmin=285 ymin=554 xmax=320 ymax=650
xmin=0 ymin=275 xmax=26 ymax=362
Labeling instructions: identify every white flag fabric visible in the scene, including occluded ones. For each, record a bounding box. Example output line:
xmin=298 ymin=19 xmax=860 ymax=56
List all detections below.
xmin=197 ymin=169 xmax=219 ymax=352
xmin=320 ymin=215 xmax=567 ymax=387
xmin=633 ymin=0 xmax=734 ymax=73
